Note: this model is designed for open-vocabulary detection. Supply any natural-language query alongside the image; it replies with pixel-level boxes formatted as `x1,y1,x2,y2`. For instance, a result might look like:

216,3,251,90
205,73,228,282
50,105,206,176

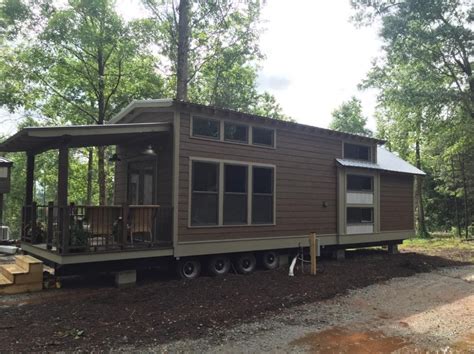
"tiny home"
0,100,424,278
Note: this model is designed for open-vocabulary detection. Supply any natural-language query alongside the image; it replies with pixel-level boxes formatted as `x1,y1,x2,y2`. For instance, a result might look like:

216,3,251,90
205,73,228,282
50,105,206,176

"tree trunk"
176,0,190,101
86,148,93,205
451,158,461,237
415,138,429,238
460,155,470,238
97,40,107,205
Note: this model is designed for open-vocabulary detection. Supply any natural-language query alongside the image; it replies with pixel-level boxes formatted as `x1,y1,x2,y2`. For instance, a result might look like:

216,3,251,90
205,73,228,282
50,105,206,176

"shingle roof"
336,146,425,176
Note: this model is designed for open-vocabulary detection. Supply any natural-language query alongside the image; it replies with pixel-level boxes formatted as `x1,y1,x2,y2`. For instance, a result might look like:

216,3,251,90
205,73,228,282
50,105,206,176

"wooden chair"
85,206,120,247
128,206,160,244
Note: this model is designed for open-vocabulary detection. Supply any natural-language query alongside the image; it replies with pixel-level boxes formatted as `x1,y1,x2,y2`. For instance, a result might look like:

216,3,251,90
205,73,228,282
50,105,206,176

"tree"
143,0,289,119
329,97,372,136
352,0,474,237
1,0,165,205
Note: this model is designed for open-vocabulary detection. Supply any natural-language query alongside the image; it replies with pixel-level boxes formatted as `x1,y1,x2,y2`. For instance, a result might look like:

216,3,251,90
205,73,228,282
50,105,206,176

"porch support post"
57,147,69,207
57,147,69,253
25,153,35,206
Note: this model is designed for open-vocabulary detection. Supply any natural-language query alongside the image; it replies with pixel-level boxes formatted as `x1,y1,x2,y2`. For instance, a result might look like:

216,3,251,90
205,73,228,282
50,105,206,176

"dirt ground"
0,243,473,352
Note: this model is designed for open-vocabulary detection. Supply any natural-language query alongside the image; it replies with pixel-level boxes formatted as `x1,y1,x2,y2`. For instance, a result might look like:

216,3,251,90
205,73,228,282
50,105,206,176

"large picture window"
344,143,371,161
190,159,275,227
223,164,248,224
252,167,274,224
191,161,219,225
192,116,220,139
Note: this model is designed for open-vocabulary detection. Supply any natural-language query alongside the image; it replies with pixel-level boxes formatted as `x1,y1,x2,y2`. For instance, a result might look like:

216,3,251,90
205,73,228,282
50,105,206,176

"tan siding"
380,173,414,231
178,111,343,243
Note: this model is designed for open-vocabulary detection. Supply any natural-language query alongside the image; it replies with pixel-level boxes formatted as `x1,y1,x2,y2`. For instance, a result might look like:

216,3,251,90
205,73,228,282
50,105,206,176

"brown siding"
380,173,414,231
178,110,345,243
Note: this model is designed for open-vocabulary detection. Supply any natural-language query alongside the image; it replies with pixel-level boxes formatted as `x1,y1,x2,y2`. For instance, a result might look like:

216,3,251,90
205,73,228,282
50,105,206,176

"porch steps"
0,255,43,295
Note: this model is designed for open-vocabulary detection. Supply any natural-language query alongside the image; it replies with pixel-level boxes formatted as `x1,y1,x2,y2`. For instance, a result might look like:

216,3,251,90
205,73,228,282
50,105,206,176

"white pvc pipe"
288,254,298,277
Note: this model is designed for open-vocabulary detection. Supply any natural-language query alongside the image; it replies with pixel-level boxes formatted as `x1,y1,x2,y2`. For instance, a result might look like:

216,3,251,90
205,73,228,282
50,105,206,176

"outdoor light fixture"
142,145,156,156
108,153,121,162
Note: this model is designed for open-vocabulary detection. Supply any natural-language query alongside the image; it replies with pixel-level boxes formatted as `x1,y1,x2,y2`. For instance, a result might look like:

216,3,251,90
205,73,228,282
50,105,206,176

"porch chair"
128,206,159,244
85,206,120,248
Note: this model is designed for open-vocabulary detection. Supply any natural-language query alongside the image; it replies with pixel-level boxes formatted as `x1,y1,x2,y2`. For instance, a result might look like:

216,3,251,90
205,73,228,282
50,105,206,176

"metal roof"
108,99,386,145
0,123,171,153
336,146,426,176
0,156,12,166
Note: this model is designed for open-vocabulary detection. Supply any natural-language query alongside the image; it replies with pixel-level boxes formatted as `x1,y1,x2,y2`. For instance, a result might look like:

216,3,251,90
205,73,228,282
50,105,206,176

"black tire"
234,253,257,275
261,250,279,270
207,255,231,276
176,258,201,279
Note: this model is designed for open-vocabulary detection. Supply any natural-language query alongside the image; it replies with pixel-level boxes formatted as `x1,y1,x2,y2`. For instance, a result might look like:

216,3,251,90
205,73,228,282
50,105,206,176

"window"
223,165,248,224
252,167,274,224
224,122,248,143
192,116,220,139
252,127,274,147
344,143,371,161
0,167,8,178
347,175,373,191
347,207,373,224
191,161,219,225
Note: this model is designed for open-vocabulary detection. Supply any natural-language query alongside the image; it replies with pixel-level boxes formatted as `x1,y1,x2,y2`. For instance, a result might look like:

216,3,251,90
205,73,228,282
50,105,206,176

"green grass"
402,237,472,250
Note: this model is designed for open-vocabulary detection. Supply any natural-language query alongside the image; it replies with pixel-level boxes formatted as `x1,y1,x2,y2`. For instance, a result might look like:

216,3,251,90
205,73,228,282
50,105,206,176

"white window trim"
190,114,276,149
188,156,276,228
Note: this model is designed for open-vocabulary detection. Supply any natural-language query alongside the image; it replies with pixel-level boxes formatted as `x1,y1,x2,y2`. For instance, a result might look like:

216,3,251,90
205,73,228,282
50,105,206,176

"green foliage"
143,0,290,119
353,0,473,237
329,97,372,136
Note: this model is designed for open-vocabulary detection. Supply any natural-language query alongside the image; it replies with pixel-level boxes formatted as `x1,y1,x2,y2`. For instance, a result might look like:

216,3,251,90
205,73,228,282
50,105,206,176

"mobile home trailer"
0,99,424,279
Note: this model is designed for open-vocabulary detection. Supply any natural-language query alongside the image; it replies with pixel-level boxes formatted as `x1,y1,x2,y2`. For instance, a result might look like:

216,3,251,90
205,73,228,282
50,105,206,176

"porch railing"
21,202,173,255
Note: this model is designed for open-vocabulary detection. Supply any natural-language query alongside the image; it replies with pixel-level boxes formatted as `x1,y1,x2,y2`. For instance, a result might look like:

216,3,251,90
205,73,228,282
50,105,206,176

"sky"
1,0,383,135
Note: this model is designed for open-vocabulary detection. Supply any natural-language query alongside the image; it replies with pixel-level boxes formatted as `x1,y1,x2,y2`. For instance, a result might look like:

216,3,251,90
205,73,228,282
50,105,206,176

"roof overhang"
336,146,426,176
107,99,174,124
0,123,171,153
108,99,386,145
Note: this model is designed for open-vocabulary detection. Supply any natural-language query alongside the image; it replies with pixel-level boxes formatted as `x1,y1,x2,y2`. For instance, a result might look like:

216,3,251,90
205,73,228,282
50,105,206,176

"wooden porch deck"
21,204,173,258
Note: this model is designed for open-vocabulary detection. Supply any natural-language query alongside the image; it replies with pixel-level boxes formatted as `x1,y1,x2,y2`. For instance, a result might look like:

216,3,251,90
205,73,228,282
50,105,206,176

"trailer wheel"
207,255,231,276
261,250,279,270
235,253,256,274
176,258,201,279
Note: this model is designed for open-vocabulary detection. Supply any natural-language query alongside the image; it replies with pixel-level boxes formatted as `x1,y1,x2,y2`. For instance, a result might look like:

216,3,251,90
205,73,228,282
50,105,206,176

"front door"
128,160,156,205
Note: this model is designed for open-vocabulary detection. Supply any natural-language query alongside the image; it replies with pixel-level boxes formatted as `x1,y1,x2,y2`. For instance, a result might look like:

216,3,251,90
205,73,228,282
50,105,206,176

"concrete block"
278,254,289,267
388,244,399,254
115,270,136,288
332,249,345,261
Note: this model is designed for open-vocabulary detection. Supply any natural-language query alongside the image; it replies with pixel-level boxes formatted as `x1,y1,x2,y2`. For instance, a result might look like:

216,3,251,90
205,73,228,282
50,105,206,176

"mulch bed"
0,248,471,351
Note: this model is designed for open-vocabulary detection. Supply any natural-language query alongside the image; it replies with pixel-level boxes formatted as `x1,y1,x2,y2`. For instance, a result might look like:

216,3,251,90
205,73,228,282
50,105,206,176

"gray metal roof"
336,146,426,176
0,156,12,166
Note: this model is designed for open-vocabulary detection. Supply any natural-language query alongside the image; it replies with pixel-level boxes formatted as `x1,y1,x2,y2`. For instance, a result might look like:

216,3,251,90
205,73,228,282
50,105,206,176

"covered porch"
0,122,174,258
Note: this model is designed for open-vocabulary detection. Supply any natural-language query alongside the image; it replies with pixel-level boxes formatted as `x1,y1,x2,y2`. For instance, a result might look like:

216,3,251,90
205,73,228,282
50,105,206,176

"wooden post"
309,232,317,275
25,153,35,206
31,201,37,243
58,147,69,253
122,204,129,249
47,201,54,249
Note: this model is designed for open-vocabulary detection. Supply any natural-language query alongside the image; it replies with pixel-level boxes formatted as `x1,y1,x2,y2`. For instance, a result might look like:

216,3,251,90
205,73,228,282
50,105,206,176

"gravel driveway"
140,265,474,353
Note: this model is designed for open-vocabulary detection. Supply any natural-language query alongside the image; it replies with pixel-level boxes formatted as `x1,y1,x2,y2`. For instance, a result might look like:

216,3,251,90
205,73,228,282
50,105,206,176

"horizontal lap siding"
178,111,341,243
380,173,414,231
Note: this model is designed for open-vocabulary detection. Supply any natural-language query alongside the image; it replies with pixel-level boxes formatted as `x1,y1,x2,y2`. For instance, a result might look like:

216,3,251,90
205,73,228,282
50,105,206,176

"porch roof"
0,123,171,153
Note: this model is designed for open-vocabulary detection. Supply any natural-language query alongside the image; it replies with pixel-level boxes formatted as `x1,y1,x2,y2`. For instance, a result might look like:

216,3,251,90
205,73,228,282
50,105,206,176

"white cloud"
257,1,382,130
